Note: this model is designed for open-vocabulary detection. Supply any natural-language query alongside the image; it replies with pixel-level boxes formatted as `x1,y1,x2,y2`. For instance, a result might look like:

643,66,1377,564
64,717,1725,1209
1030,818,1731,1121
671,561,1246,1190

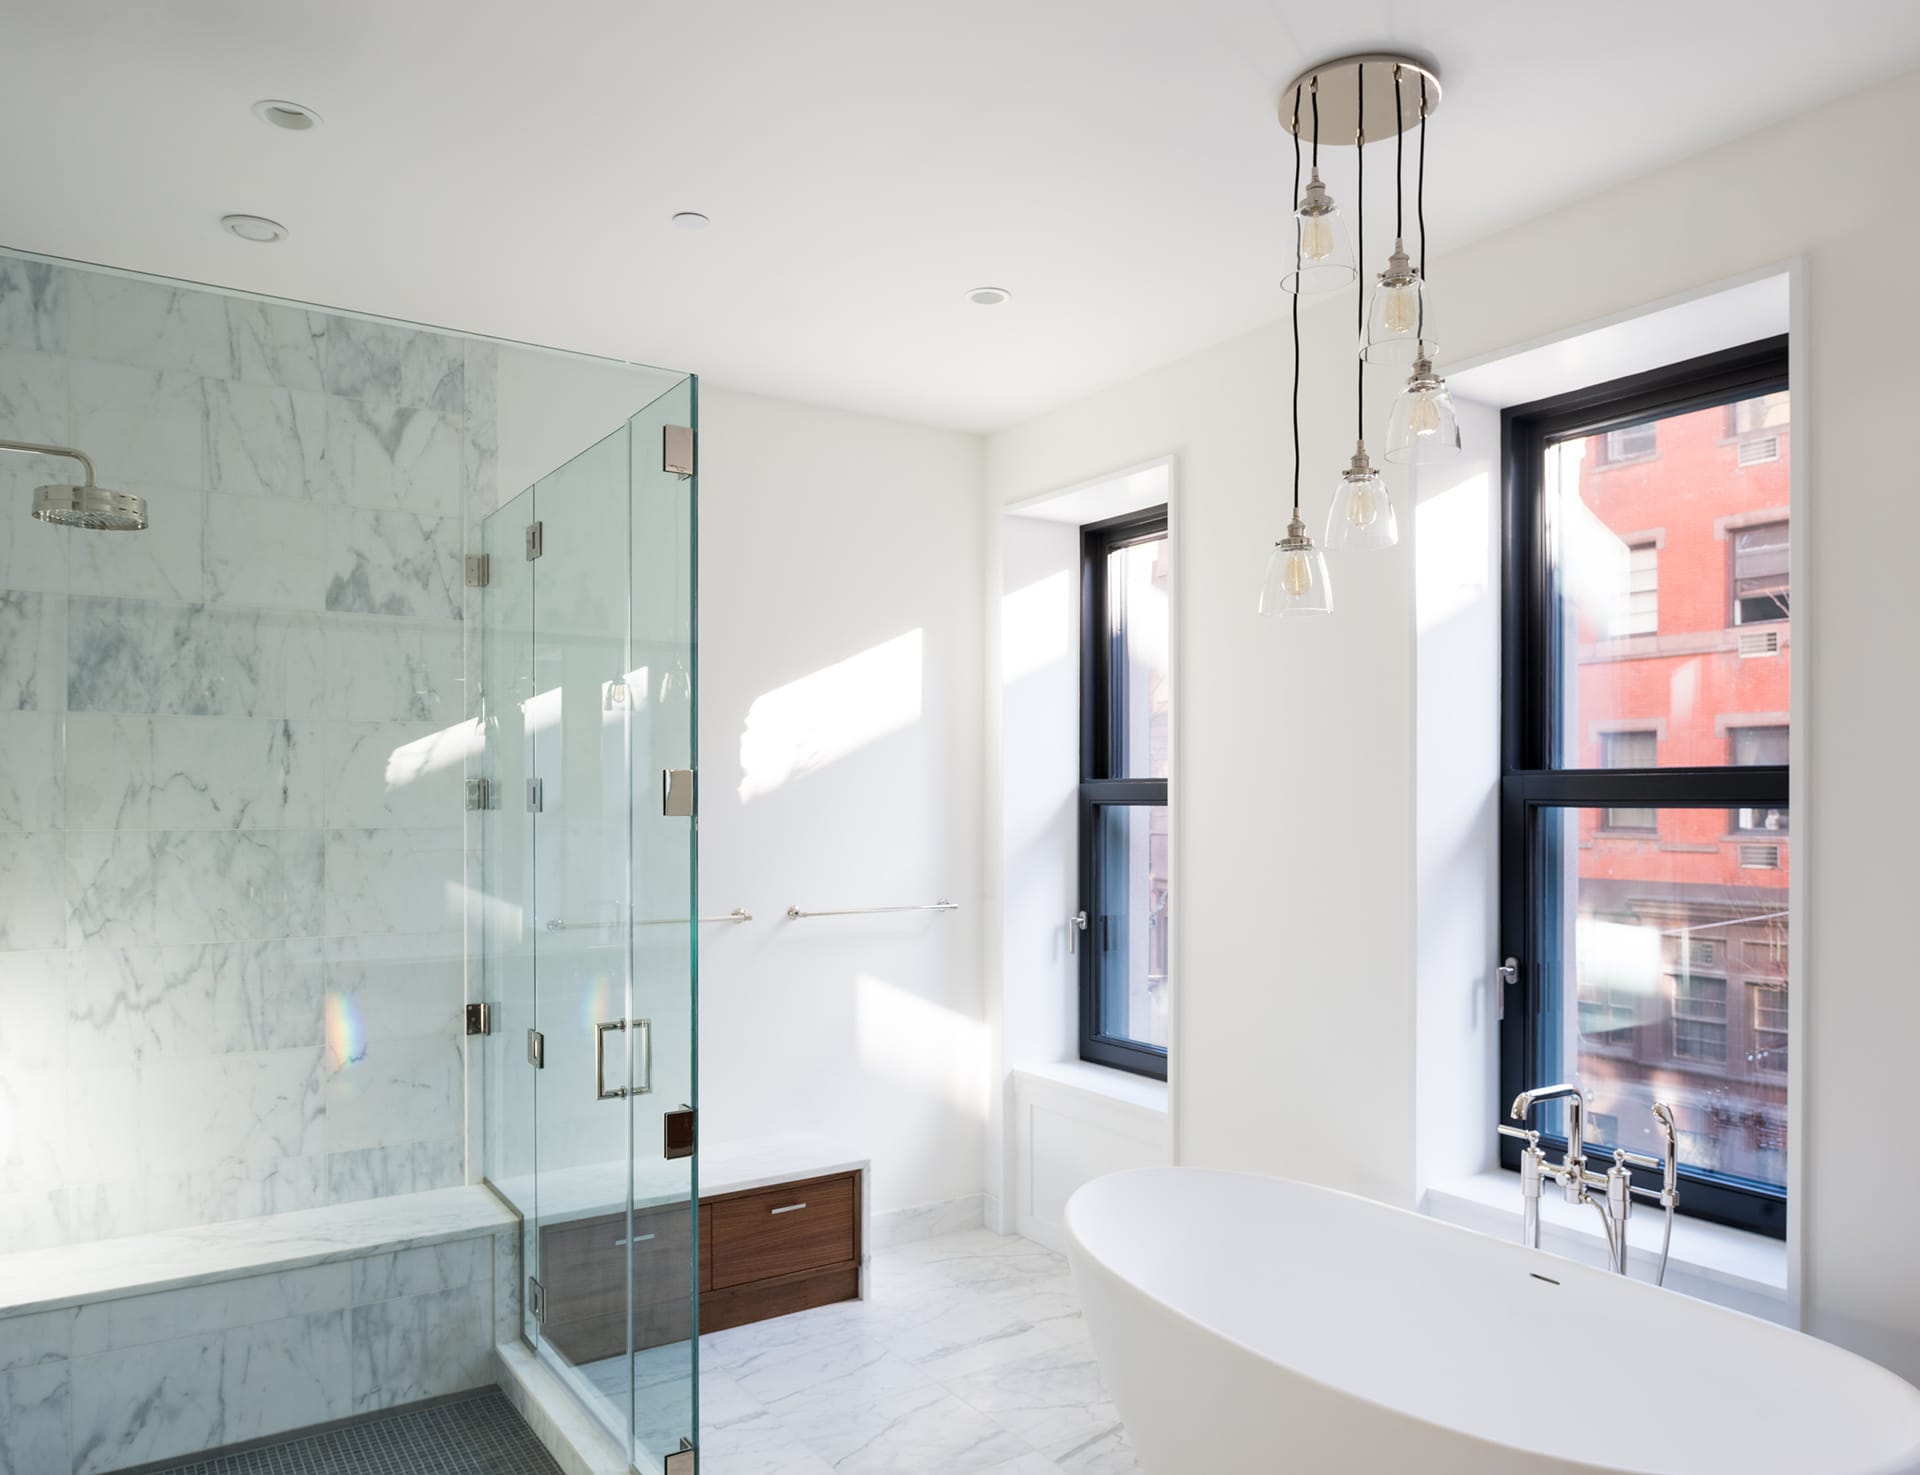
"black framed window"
1501,335,1790,1238
1079,506,1170,1079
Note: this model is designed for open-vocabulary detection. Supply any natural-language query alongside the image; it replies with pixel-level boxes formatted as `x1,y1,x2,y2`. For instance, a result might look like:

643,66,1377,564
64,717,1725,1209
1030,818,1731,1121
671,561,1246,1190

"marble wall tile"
203,494,327,611
322,318,464,413
0,832,67,950
0,1063,68,1191
141,1153,328,1235
323,827,464,937
218,1309,353,1445
323,719,470,829
348,1284,491,1412
67,488,205,604
67,829,325,947
0,255,67,351
0,346,69,443
69,273,235,380
0,949,68,1073
0,1361,70,1475
0,1307,72,1371
492,1228,522,1345
226,298,327,394
349,1236,489,1305
205,380,327,498
68,1328,225,1475
323,1033,463,1156
0,590,64,711
323,930,463,1047
63,713,152,830
139,1047,325,1175
70,1264,349,1356
68,598,299,718
0,458,74,596
68,939,325,1068
315,399,463,519
150,717,324,830
69,359,208,492
323,618,464,723
323,505,461,621
0,713,62,831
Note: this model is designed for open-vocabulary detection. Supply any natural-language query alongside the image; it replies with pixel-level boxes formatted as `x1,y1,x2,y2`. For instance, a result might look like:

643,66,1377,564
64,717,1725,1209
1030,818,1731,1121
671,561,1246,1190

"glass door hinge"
663,424,695,478
527,1276,546,1322
466,777,493,811
665,1441,696,1475
526,1028,544,1069
526,520,543,560
664,1105,696,1160
465,1002,492,1036
527,777,544,813
662,768,696,817
464,553,490,587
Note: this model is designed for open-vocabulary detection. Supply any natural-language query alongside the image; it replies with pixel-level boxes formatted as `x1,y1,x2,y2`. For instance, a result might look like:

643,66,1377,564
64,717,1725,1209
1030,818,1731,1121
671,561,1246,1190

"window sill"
1011,1059,1169,1116
1422,1170,1791,1323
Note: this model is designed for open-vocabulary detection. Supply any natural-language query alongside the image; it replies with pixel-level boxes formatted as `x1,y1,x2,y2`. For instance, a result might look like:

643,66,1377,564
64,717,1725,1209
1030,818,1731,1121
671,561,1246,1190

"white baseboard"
870,1193,986,1249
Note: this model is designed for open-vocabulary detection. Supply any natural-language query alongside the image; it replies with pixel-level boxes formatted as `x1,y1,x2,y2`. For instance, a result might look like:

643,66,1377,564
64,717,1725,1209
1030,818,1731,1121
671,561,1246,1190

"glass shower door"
482,376,698,1475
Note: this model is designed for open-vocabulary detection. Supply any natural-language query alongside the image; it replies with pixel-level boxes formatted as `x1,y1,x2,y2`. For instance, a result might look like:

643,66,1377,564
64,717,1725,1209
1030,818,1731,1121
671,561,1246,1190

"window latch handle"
1068,910,1089,954
1496,957,1520,987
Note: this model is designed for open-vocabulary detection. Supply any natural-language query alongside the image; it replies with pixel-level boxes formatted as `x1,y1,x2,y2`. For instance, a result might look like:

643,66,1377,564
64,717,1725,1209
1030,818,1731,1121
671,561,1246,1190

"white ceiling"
3,0,1917,431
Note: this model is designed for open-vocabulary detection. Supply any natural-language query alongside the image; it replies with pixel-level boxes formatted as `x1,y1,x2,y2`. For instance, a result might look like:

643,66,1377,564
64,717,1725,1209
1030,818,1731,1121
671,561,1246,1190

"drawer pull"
769,1203,807,1215
612,1233,657,1247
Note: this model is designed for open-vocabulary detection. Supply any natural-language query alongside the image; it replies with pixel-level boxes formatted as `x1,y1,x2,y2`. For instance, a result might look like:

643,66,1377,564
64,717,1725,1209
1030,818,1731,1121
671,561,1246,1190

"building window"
1598,730,1657,830
1731,520,1789,625
1599,420,1658,464
1608,541,1658,637
1751,984,1788,1073
1079,507,1170,1080
1501,335,1791,1238
1672,975,1728,1061
1729,726,1789,834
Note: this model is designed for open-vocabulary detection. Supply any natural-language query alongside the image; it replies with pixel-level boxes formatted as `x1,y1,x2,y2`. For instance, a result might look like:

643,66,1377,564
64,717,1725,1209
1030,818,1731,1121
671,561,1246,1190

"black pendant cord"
1355,63,1365,446
1394,66,1404,242
1292,84,1304,518
1418,76,1428,281
1311,77,1320,170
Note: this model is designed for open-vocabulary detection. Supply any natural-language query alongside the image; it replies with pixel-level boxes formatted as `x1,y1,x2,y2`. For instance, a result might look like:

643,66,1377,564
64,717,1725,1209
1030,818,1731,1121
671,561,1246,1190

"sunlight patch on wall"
385,719,485,792
1415,471,1491,632
854,972,988,1120
738,629,923,802
1002,571,1071,683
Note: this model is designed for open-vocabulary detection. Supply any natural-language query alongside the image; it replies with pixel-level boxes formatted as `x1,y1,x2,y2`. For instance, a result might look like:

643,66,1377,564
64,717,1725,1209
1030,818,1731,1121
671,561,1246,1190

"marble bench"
0,1186,520,1475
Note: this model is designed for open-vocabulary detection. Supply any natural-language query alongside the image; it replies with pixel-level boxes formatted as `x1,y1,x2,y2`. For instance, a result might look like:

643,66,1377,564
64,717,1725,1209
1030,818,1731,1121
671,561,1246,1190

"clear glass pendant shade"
1258,515,1334,616
1384,352,1462,465
1360,240,1428,364
1282,169,1356,296
1323,445,1398,550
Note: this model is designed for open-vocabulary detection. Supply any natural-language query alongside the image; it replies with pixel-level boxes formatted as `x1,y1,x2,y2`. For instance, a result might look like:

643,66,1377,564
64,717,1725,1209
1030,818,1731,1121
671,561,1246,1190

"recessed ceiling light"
221,213,288,244
967,286,1011,306
252,98,322,131
672,212,710,230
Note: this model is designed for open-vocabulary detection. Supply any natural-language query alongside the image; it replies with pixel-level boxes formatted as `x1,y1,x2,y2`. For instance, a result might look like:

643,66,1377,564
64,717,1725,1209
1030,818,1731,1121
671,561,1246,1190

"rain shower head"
0,439,147,531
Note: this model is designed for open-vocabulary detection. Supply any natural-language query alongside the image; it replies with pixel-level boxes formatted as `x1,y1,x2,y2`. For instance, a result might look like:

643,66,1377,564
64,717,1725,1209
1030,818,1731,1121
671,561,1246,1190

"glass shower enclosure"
479,376,699,1474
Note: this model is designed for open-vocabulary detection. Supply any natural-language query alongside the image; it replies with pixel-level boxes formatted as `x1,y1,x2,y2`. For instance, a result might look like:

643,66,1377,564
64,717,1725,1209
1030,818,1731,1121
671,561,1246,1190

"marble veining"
0,257,67,351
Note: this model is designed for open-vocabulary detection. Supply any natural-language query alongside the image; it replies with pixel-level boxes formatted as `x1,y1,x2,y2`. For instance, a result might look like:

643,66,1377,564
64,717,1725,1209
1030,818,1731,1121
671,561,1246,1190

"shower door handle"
594,1018,654,1100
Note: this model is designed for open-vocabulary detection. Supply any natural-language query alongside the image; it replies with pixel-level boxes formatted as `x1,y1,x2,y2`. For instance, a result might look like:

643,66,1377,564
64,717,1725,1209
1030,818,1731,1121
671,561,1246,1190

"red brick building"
1559,391,1791,1186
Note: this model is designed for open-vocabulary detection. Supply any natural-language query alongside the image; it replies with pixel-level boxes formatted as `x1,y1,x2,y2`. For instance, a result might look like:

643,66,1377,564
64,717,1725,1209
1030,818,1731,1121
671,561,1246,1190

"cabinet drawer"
708,1174,857,1290
541,1204,694,1327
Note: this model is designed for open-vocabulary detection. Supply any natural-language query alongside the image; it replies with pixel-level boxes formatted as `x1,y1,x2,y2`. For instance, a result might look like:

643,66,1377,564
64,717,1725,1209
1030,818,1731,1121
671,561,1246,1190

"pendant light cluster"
1260,55,1462,619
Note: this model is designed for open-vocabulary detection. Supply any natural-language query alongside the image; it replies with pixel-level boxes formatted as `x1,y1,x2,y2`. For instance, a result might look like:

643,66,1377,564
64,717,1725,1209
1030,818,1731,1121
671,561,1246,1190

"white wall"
695,389,987,1218
987,67,1920,1381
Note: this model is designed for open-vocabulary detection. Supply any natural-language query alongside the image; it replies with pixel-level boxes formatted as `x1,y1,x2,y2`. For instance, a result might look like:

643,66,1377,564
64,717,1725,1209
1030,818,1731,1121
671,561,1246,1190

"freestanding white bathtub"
1066,1167,1920,1474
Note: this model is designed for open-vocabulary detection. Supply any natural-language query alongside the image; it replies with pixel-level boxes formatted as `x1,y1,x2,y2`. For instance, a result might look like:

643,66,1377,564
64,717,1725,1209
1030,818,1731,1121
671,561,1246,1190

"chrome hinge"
527,1276,546,1322
464,553,490,588
526,521,543,560
663,424,695,478
526,1028,545,1069
662,768,696,818
526,777,543,813
466,776,493,811
465,1002,492,1036
664,1441,697,1475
